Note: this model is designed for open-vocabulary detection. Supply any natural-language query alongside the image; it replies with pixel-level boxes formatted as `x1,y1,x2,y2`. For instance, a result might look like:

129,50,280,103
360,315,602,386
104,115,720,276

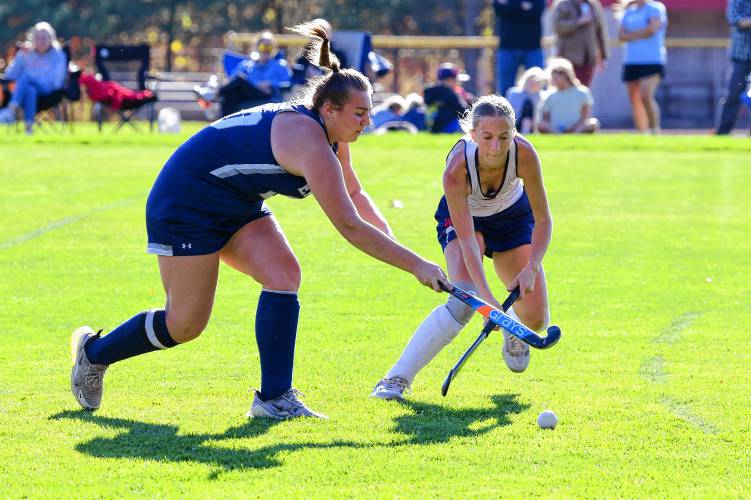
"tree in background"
1,0,493,86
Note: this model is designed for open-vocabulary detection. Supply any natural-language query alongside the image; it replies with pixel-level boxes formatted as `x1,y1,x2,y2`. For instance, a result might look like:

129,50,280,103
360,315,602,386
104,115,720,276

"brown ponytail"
287,20,371,111
287,20,340,73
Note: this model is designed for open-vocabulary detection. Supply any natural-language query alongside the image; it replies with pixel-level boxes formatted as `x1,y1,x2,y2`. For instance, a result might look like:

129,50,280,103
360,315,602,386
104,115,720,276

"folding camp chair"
93,43,157,131
3,44,82,134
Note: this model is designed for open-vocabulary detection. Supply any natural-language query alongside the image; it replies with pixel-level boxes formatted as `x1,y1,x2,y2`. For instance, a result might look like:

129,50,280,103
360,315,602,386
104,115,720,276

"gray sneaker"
370,376,411,401
70,326,109,410
247,388,328,419
502,331,530,373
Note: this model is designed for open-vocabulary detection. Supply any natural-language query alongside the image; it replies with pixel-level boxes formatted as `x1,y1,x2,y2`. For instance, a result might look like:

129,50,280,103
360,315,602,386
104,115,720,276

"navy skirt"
435,190,535,258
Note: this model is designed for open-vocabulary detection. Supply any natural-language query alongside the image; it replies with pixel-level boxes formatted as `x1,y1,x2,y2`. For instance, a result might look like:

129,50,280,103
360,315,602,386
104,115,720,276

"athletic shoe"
0,107,16,124
502,331,530,373
247,388,328,419
70,326,109,410
370,376,411,401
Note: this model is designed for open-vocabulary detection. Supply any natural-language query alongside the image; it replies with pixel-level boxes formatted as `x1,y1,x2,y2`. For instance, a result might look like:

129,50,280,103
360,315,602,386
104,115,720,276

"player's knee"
165,311,209,343
260,262,301,292
521,309,549,332
445,280,476,326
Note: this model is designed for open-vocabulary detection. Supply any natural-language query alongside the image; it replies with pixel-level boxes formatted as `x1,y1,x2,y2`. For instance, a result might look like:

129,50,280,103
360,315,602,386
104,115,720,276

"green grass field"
1,125,749,497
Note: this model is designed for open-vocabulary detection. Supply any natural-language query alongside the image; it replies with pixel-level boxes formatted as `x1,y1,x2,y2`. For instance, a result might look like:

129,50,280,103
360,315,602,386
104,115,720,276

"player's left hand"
510,264,537,299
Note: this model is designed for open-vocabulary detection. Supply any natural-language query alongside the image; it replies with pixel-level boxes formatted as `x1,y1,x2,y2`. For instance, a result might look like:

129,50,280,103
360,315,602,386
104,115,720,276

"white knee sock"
386,305,464,384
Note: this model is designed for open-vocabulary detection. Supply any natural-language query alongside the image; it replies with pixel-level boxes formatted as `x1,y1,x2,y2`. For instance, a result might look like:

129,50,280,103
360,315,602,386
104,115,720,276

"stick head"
539,326,561,349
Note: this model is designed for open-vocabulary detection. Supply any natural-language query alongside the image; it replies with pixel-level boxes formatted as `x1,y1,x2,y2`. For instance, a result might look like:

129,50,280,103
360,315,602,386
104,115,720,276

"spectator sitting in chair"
219,31,291,117
505,66,548,133
424,63,471,134
0,22,66,134
402,92,428,131
370,94,406,130
537,58,599,134
366,94,418,134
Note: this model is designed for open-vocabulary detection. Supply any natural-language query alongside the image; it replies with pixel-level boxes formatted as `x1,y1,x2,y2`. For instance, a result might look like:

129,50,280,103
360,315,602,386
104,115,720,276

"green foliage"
0,127,749,496
1,0,489,47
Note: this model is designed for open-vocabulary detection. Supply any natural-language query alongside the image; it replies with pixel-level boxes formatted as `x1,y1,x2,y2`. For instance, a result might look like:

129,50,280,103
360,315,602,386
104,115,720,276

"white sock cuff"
435,304,464,330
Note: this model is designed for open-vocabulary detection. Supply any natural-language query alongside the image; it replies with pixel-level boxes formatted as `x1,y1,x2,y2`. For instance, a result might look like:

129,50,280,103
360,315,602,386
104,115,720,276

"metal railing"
226,32,730,50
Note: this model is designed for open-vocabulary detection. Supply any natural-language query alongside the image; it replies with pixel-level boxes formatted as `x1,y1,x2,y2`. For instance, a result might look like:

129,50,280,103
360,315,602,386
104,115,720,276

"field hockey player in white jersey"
372,94,553,400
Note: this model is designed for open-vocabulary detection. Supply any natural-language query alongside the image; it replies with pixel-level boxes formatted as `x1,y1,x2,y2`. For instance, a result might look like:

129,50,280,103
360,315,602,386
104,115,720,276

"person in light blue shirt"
0,22,67,134
233,31,292,97
219,31,292,116
538,58,599,133
618,0,668,133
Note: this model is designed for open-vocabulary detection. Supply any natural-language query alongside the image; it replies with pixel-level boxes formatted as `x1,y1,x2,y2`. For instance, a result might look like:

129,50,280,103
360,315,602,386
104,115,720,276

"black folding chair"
93,44,157,131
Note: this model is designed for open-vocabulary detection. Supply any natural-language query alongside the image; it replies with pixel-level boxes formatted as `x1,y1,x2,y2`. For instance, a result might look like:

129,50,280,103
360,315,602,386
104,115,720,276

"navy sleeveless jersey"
145,102,336,256
152,102,335,207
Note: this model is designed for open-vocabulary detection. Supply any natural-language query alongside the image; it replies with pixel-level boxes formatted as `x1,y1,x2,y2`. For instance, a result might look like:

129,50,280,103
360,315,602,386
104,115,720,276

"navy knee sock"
85,309,177,365
255,290,299,401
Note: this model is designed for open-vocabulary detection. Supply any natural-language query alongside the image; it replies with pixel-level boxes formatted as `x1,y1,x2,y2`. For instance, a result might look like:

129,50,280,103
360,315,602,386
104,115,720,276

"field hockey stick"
440,282,561,350
440,285,520,397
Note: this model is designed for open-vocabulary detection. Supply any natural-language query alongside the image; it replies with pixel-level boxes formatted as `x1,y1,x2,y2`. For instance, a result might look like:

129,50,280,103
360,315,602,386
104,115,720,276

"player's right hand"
414,260,449,292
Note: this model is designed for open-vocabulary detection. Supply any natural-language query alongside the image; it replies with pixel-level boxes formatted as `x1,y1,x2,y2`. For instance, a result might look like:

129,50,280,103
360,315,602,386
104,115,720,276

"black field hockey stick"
439,282,561,396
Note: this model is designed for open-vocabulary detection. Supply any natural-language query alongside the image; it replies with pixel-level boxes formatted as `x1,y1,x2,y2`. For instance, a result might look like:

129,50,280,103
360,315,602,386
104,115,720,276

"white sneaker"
247,388,328,419
71,326,108,410
502,331,530,373
370,376,411,401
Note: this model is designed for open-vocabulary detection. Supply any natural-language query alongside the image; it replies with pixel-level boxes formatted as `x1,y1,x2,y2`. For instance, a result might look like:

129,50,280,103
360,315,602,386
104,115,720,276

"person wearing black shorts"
618,0,668,133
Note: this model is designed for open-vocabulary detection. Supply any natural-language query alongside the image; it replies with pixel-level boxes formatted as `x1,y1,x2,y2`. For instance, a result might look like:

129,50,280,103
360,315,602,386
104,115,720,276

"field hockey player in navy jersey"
71,20,448,419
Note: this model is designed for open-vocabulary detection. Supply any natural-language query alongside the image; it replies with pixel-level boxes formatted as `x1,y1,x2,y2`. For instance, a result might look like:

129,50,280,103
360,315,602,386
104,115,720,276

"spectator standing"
0,22,66,134
506,66,548,133
716,0,751,134
552,0,610,87
494,0,546,97
424,63,471,134
618,0,668,133
538,58,599,133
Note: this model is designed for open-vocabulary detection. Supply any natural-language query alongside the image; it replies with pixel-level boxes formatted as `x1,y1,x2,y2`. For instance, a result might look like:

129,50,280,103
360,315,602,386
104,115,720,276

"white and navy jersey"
156,102,336,206
455,134,523,218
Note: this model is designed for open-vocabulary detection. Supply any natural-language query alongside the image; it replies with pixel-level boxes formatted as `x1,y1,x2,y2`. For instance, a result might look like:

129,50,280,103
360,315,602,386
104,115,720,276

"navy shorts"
435,191,534,258
145,167,271,257
622,64,665,82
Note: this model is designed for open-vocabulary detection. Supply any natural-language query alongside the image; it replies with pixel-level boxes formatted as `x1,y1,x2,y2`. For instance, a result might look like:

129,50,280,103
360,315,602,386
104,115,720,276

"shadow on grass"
49,410,362,476
393,394,529,444
49,394,527,476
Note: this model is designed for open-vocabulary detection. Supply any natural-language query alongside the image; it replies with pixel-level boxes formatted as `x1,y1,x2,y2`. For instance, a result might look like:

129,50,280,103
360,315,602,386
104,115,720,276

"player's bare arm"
443,142,502,308
272,113,445,291
514,136,552,296
337,142,394,237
